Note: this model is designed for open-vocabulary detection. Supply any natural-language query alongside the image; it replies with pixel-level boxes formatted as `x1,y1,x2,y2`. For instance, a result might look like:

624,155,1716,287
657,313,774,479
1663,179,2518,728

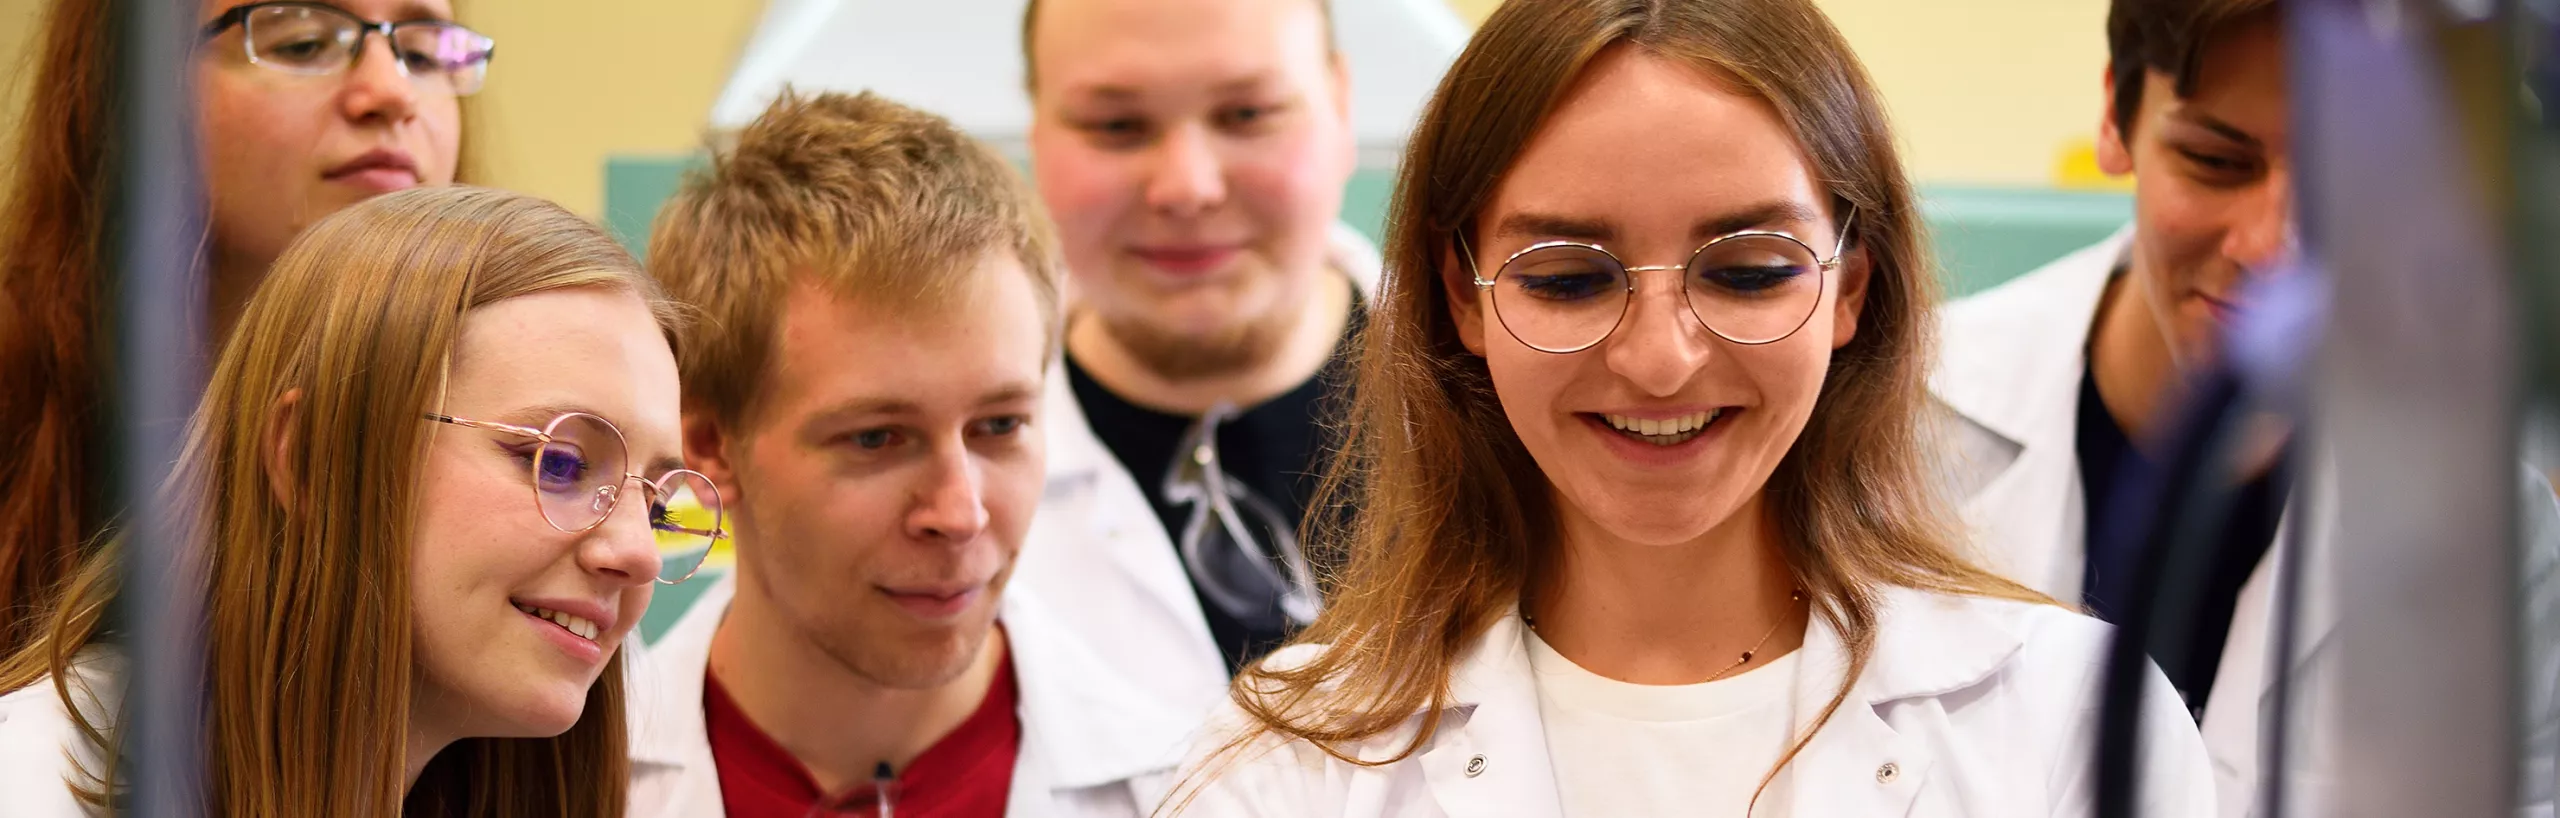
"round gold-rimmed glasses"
1459,210,1856,353
424,411,723,584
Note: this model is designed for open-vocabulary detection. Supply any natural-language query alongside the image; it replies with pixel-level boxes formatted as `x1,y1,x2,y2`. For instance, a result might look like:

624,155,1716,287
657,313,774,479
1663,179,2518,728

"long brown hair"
1185,0,2044,805
0,0,116,660
0,186,664,816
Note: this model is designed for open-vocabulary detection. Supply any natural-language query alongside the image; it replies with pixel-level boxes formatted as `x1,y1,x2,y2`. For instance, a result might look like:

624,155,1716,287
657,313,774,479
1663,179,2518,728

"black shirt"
1065,316,1359,674
2076,365,2290,715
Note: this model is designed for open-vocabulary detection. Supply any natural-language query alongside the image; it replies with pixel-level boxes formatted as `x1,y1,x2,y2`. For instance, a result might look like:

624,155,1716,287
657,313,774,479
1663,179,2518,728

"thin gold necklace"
1527,588,1808,682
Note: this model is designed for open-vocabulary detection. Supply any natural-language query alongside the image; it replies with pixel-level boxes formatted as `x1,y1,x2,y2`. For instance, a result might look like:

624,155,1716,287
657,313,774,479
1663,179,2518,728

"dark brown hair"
0,0,116,661
2107,0,2279,134
1172,0,2045,811
647,90,1063,430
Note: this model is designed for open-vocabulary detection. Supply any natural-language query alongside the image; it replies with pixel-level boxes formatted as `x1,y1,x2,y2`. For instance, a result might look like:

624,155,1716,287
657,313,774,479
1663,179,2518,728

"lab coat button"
1465,755,1487,777
1876,762,1900,784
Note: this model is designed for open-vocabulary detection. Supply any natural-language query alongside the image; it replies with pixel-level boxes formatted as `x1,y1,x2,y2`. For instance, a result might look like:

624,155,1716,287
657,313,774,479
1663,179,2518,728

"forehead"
447,288,679,441
761,262,1050,417
1485,46,1826,248
2153,15,2288,143
1032,0,1330,94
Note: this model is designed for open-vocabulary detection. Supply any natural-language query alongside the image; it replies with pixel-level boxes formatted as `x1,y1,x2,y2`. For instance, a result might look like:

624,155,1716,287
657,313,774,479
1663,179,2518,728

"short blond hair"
647,90,1064,428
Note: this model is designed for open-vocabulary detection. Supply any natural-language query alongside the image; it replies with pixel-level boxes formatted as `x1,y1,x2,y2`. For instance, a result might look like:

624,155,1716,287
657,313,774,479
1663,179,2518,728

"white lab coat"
1928,228,2560,817
1170,586,2215,817
623,575,1196,817
0,649,120,817
1005,221,1387,729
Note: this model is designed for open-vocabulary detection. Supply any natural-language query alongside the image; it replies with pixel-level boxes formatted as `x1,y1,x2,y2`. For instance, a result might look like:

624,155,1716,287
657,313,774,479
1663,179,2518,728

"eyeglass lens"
529,413,720,584
242,4,492,95
1488,233,1827,352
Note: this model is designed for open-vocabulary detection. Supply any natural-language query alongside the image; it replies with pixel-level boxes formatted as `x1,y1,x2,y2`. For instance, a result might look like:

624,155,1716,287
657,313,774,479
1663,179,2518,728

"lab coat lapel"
1931,228,2135,599
1034,370,1210,643
1004,587,1193,809
1018,369,1229,721
2201,451,2345,817
1776,588,2028,816
1419,614,1565,818
626,575,737,818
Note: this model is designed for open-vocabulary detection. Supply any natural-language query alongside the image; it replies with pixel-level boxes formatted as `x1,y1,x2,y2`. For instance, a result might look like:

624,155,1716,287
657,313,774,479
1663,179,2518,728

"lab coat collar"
1929,226,2134,451
1417,587,2027,816
1420,612,1564,815
1779,587,2030,813
1004,586,1194,792
628,572,734,772
624,573,1187,803
1432,586,2027,717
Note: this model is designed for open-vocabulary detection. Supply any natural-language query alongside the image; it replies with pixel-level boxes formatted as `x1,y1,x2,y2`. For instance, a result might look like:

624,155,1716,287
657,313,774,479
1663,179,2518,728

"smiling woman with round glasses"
0,0,493,660
0,186,709,816
1166,0,2212,815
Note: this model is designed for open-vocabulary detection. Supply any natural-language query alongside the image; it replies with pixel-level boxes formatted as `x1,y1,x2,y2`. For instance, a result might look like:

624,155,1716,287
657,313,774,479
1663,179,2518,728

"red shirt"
703,650,1020,818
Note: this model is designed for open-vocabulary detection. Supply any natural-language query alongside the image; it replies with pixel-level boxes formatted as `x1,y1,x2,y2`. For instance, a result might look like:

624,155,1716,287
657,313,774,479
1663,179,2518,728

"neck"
209,245,268,346
2088,267,2184,451
709,582,1007,793
403,705,456,795
1066,268,1353,415
1528,493,1804,685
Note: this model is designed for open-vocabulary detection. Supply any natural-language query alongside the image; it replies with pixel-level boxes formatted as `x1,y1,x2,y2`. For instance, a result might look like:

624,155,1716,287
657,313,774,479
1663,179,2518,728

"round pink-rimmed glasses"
424,411,723,584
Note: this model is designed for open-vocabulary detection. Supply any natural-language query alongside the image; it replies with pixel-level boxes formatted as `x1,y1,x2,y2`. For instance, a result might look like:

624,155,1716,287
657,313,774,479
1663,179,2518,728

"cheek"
418,95,462,184
2131,178,2228,288
197,74,321,182
411,455,551,597
982,448,1049,558
1482,346,1576,447
1032,138,1139,254
1226,129,1348,244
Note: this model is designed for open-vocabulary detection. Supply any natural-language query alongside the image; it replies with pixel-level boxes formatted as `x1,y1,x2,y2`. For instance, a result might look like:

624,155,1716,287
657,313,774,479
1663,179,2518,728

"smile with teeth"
1600,409,1723,446
515,603,600,642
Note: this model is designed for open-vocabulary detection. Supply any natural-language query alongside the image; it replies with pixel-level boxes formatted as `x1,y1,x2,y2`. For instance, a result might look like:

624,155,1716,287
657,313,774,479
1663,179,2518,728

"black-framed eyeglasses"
423,411,724,584
1459,209,1857,353
200,1,495,97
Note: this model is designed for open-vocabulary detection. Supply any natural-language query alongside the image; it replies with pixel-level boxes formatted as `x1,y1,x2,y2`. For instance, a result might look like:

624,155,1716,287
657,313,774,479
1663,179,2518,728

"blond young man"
625,91,1187,818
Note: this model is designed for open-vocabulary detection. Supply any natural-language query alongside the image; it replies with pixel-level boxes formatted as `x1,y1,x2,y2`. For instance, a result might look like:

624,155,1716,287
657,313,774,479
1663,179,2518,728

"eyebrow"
1489,200,1831,247
1072,72,1279,103
496,403,604,430
393,0,456,23
2170,110,2264,149
799,382,1045,430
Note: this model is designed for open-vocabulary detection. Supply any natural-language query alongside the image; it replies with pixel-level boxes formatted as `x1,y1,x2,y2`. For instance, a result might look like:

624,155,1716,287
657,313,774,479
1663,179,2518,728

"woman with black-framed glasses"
0,0,492,661
0,187,707,816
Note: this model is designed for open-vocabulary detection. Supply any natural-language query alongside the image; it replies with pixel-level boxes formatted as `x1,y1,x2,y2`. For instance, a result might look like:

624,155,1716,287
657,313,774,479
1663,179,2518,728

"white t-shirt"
1525,627,1802,817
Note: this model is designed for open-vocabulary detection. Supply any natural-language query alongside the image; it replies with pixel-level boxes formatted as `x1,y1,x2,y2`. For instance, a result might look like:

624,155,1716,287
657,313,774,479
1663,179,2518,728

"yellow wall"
1448,0,2111,187
0,0,2107,217
457,0,763,216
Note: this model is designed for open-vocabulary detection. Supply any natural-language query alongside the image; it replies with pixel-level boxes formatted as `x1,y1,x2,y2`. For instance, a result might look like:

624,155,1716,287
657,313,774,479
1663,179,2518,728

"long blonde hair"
1185,0,2045,805
0,186,672,816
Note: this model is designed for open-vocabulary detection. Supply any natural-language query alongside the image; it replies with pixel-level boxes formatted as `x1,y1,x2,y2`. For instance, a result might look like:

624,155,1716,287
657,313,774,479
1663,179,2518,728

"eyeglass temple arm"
422,413,546,440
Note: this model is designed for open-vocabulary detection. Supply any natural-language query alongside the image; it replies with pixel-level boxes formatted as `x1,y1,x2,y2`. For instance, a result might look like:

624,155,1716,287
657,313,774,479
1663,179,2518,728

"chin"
490,683,592,739
826,614,994,690
1569,492,1734,547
